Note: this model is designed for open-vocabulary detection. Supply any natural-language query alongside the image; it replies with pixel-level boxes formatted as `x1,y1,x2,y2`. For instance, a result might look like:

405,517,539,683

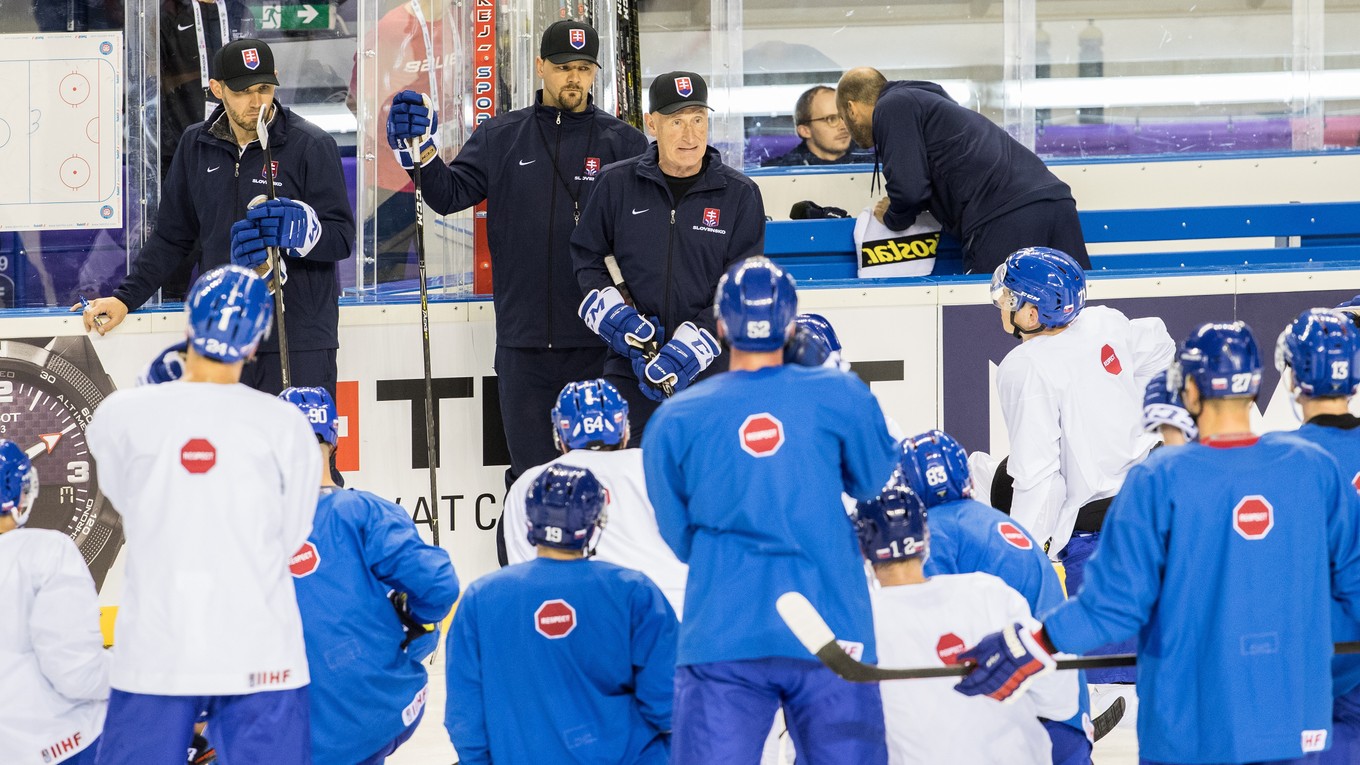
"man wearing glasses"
763,86,870,166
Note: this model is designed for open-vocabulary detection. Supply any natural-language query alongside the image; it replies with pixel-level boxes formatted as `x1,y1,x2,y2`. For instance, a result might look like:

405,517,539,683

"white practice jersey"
87,381,320,695
0,529,109,765
998,305,1173,555
873,572,1079,765
503,449,688,618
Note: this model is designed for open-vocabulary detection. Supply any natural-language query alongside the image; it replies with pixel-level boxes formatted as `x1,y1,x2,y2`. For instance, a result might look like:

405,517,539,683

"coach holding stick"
837,67,1088,274
76,39,354,397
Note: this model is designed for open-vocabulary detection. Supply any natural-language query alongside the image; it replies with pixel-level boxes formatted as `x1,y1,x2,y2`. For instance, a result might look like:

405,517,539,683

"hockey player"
501,379,688,616
854,483,1078,764
645,257,899,763
446,464,677,764
1274,308,1360,765
987,246,1174,684
1142,369,1196,446
278,386,459,764
957,321,1360,765
88,265,320,765
896,430,1092,763
0,440,109,765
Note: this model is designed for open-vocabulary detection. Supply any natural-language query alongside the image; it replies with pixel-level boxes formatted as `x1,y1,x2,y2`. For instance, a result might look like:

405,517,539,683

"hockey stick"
255,103,291,388
604,254,674,397
410,131,440,548
777,592,1360,682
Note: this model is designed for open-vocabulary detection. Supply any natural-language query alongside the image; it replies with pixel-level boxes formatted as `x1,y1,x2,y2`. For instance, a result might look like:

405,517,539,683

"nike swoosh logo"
207,166,221,173
177,22,194,31
632,208,648,215
518,159,536,166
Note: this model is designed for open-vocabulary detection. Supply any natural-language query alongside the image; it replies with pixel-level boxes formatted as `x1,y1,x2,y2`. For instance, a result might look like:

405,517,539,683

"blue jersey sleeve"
838,379,900,502
361,494,460,624
444,592,489,765
419,124,491,216
1042,463,1166,654
1328,462,1360,623
630,576,679,736
643,409,695,562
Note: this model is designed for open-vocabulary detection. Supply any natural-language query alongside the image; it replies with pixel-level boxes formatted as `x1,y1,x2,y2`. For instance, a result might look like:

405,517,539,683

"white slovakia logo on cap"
242,48,260,70
675,76,693,97
569,28,586,49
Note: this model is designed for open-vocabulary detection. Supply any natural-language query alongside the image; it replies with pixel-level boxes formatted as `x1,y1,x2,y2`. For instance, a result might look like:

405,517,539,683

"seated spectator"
763,85,871,166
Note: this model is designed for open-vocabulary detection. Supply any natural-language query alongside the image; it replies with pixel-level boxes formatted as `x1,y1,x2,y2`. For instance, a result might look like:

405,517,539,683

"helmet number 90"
307,408,328,424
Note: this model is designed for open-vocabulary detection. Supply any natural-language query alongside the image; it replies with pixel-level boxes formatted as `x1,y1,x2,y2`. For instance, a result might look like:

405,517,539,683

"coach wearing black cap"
571,71,765,437
386,20,648,500
78,38,355,399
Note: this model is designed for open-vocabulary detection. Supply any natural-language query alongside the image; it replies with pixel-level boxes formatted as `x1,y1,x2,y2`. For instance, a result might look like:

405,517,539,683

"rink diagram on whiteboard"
0,33,124,231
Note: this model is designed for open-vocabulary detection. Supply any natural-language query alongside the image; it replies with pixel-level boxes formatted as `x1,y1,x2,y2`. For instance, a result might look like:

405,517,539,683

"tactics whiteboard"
0,32,123,232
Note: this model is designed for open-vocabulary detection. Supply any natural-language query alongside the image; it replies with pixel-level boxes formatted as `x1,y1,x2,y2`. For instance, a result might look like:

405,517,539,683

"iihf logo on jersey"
242,48,260,70
569,28,587,50
675,76,693,97
703,208,720,227
584,157,600,176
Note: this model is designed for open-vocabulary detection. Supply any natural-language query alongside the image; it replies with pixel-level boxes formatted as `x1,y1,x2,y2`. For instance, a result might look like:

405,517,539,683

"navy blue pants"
1061,531,1137,683
494,345,608,485
672,657,888,765
95,687,310,765
964,197,1090,274
1320,685,1360,764
241,349,338,399
354,705,424,765
1143,758,1319,765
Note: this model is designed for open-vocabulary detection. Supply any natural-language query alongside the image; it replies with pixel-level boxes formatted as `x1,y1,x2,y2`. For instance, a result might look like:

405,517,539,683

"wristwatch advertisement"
0,336,123,589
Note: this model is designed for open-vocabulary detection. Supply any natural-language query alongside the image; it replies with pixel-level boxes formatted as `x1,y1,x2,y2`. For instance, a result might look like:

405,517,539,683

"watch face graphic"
0,337,122,589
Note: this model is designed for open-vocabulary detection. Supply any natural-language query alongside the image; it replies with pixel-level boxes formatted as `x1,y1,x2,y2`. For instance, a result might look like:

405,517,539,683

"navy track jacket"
874,81,1072,239
416,93,649,348
114,102,354,352
571,145,765,379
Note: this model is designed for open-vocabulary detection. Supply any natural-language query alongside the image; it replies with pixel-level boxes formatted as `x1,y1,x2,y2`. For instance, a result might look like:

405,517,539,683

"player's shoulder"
1259,429,1343,465
595,151,646,182
1,528,84,576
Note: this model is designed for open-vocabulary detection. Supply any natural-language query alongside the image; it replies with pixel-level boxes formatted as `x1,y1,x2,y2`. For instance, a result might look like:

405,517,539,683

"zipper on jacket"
663,208,676,337
545,111,565,347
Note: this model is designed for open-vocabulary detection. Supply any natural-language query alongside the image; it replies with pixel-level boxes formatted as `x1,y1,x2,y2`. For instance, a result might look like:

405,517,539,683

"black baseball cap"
648,71,711,115
540,20,599,66
212,38,279,91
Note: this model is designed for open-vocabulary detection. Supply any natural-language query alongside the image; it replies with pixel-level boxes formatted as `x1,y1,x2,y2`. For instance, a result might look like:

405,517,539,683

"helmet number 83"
925,465,949,486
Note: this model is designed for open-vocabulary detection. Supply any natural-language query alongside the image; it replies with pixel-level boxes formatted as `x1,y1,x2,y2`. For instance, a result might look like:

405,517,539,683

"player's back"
445,558,676,765
503,449,688,617
872,572,1075,765
293,487,458,764
923,496,1063,615
643,365,898,666
86,381,320,695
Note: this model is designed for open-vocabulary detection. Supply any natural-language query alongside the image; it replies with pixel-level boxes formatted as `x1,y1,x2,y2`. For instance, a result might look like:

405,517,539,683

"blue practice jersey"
644,365,899,666
1043,435,1360,763
293,487,459,765
1295,415,1360,699
445,558,677,765
924,497,1064,616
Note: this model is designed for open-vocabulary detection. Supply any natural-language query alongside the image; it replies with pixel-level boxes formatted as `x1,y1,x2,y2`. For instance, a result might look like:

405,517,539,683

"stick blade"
776,592,836,655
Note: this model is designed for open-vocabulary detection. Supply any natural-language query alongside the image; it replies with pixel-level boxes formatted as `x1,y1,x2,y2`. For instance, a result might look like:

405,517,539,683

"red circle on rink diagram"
180,438,217,474
60,72,91,106
936,633,966,665
739,413,785,458
1233,495,1274,540
997,522,1034,550
289,541,321,577
86,117,100,144
60,156,91,190
535,599,577,639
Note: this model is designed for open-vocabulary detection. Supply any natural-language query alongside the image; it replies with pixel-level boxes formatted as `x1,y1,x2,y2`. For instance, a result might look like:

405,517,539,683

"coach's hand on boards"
953,621,1056,702
70,296,129,335
579,286,659,358
387,90,440,170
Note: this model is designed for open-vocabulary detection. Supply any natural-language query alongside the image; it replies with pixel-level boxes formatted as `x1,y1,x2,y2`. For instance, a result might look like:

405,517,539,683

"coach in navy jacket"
837,68,1088,274
81,40,354,396
572,72,765,436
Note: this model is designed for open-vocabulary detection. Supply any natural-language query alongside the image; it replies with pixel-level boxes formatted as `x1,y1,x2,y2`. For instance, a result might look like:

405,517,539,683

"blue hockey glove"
954,622,1056,702
229,219,269,269
246,198,321,257
139,341,188,386
631,355,666,402
579,286,659,359
387,90,439,170
642,322,720,394
1143,370,1198,441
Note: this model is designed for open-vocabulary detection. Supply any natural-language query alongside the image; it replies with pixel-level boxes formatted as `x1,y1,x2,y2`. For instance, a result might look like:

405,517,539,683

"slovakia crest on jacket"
584,157,600,176
703,207,720,227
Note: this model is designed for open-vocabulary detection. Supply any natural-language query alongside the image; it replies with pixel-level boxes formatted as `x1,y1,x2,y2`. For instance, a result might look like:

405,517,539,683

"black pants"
964,197,1091,274
605,372,664,448
240,349,338,398
494,345,608,488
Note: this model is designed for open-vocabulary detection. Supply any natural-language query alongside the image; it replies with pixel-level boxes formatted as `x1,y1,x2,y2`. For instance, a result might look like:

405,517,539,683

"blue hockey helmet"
1275,308,1360,398
551,379,630,451
185,265,274,363
1142,369,1198,440
1170,321,1261,400
0,439,38,528
990,247,1086,330
139,341,188,386
853,483,929,564
1336,295,1360,331
897,430,973,507
714,257,798,352
279,386,340,447
525,464,608,555
784,313,845,368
